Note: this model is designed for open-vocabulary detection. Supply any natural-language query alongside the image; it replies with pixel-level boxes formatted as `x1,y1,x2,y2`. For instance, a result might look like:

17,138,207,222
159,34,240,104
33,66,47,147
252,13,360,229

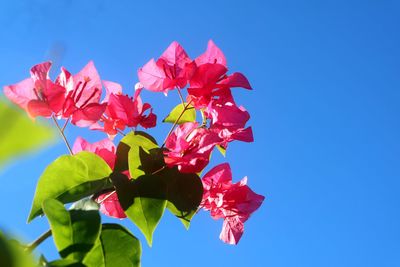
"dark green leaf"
28,151,112,222
163,103,196,124
0,231,35,267
83,224,141,267
162,167,203,229
115,132,158,178
112,165,203,243
42,199,101,261
111,172,167,246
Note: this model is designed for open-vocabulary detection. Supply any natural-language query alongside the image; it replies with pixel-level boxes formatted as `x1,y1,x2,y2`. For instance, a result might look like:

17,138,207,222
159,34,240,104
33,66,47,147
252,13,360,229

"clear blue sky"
1,1,400,266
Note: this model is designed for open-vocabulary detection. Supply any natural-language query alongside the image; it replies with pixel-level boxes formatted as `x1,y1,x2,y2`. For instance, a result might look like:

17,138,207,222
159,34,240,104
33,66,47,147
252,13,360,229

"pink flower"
72,137,126,219
205,92,253,147
187,63,252,109
201,163,264,245
138,41,194,94
72,137,116,169
3,61,66,118
98,83,156,136
195,40,227,67
164,122,222,173
61,61,107,127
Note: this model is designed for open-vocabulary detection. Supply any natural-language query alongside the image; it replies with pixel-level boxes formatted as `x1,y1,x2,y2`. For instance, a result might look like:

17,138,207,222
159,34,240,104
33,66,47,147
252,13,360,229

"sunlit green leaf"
163,103,196,124
42,199,101,261
28,152,112,222
0,100,54,167
83,224,141,267
46,259,86,267
216,145,227,157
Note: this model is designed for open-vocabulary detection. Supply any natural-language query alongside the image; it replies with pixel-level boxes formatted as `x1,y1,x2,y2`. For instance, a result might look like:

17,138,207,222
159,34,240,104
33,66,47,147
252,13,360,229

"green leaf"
83,224,141,267
42,199,101,261
28,151,113,222
46,259,86,267
162,167,203,229
112,165,203,244
0,100,54,167
216,145,227,157
111,172,167,246
163,103,196,124
115,131,159,178
0,231,36,267
70,198,100,211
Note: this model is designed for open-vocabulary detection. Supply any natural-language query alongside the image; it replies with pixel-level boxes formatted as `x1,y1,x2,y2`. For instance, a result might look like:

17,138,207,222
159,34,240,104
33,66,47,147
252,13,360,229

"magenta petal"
160,41,191,68
220,216,244,245
103,80,122,102
195,40,227,67
73,61,102,93
3,78,36,111
30,61,51,90
219,72,252,89
96,191,127,219
27,100,52,118
229,127,254,143
71,103,107,127
138,59,166,92
72,137,116,169
202,163,232,188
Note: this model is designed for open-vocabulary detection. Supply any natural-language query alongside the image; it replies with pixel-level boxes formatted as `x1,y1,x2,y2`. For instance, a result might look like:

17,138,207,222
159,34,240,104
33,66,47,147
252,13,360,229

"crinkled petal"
195,40,227,67
219,72,252,89
220,216,244,245
103,80,122,102
71,102,106,127
138,59,166,92
96,191,127,219
3,78,36,110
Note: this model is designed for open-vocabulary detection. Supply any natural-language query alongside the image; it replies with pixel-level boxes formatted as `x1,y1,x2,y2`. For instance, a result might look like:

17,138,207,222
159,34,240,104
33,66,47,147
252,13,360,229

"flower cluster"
3,40,263,245
4,61,156,137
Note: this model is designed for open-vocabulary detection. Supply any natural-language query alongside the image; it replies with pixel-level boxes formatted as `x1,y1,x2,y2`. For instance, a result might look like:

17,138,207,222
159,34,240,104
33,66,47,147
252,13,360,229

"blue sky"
1,0,400,266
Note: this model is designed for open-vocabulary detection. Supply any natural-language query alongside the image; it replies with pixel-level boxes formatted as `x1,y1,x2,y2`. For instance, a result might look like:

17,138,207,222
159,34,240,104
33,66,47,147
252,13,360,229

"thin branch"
162,100,193,147
177,88,185,107
61,117,70,133
52,115,73,155
117,129,126,136
97,190,116,204
24,229,52,253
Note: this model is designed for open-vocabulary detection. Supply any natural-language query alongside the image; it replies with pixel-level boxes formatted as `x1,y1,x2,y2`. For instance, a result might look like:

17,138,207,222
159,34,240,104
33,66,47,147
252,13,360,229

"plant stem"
52,115,73,155
162,100,193,147
61,117,70,133
25,229,52,253
177,88,185,107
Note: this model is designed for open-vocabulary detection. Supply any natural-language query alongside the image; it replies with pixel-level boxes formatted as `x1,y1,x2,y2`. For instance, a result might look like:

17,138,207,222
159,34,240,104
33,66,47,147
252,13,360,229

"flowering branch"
162,100,193,147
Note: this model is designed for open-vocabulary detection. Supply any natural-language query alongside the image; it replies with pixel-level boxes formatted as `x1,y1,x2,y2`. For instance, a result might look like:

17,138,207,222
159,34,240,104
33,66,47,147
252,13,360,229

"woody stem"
162,100,193,147
25,229,52,253
52,115,73,155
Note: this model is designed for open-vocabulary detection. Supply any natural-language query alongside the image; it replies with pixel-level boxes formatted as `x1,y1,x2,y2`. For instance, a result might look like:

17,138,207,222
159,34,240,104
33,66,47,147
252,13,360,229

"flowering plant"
2,40,264,266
